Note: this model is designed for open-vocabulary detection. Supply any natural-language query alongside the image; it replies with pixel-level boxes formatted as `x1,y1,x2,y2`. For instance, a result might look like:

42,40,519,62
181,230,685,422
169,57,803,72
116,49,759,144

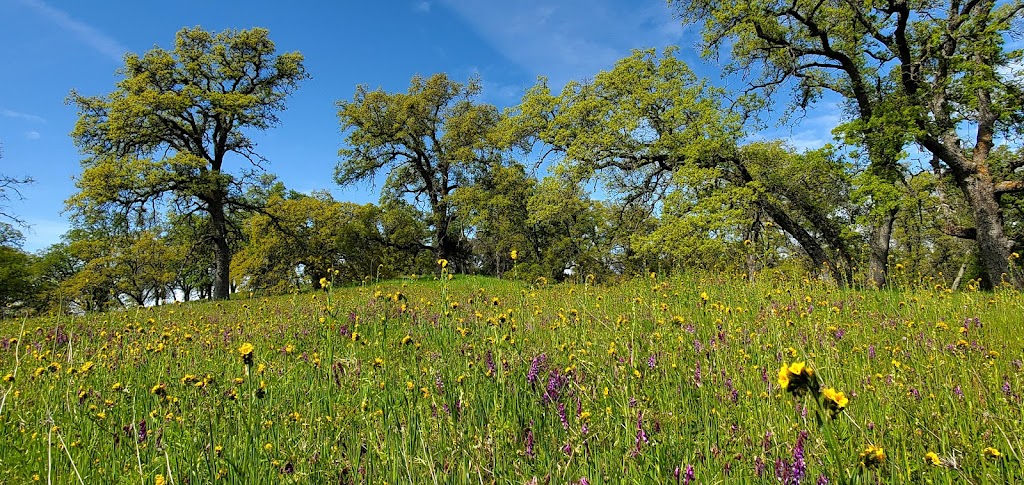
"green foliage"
451,162,535,276
233,193,430,293
67,26,308,299
524,177,619,281
671,0,1024,287
508,48,742,207
336,73,504,269
641,164,757,270
0,246,33,310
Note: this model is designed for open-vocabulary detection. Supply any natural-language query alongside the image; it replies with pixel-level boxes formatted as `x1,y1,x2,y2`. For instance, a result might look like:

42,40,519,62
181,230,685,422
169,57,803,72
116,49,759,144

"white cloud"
440,0,687,89
25,131,41,140
414,1,431,12
1,109,46,123
18,0,128,63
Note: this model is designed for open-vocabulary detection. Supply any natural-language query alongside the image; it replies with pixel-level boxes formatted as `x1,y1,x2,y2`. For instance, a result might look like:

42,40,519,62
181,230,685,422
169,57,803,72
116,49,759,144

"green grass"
0,271,1021,483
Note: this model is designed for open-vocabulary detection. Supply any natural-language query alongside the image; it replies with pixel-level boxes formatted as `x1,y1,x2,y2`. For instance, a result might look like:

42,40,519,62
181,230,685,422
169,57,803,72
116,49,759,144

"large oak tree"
672,0,1024,288
336,73,504,272
68,27,307,300
508,49,858,285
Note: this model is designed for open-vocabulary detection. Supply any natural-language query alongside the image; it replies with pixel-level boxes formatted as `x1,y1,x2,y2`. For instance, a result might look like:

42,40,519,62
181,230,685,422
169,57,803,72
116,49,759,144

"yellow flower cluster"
860,445,885,467
777,361,818,396
821,387,848,418
238,342,255,366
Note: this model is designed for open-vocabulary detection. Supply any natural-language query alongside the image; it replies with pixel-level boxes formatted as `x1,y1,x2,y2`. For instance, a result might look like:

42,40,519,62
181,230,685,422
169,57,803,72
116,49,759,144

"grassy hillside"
1,272,1021,483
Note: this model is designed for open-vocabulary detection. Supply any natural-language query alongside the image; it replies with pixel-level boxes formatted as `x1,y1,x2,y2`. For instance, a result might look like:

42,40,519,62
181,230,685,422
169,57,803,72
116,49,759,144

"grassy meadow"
1,269,1022,484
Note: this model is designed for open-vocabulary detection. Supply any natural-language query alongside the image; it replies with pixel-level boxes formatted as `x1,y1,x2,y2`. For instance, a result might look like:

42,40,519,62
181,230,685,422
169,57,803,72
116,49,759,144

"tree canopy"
671,0,1024,287
336,73,505,271
67,26,308,300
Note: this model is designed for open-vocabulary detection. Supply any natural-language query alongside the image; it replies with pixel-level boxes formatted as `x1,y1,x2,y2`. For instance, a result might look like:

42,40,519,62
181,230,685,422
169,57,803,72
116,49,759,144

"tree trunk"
434,204,462,273
958,172,1014,288
866,208,896,288
737,162,847,287
758,200,847,288
210,198,232,300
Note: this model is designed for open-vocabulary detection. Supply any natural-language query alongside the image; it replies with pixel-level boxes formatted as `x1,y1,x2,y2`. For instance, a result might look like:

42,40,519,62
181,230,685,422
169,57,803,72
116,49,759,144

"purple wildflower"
790,431,807,485
636,425,648,446
683,464,695,485
527,354,546,385
543,370,569,404
558,402,569,430
775,458,789,483
633,411,649,456
648,354,657,369
754,455,765,477
524,428,535,459
817,473,829,485
868,345,875,359
485,350,496,375
562,442,573,456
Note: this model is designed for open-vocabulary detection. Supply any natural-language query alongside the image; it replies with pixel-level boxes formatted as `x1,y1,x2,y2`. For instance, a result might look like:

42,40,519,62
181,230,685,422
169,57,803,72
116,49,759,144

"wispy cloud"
17,0,128,63
2,109,46,123
440,0,686,89
25,131,41,140
414,1,431,13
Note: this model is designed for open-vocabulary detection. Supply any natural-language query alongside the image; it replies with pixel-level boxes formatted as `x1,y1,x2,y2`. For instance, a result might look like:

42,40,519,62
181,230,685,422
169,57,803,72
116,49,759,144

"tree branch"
943,224,977,240
995,180,1024,197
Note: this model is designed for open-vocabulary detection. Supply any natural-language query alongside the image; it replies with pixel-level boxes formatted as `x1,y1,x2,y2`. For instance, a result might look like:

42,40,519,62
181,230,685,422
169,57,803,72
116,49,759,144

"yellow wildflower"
238,342,255,365
859,445,885,467
983,447,1002,459
821,387,848,417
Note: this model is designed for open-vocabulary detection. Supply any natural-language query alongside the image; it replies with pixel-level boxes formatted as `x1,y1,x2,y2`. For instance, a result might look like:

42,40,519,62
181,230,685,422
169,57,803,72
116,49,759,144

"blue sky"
0,0,838,252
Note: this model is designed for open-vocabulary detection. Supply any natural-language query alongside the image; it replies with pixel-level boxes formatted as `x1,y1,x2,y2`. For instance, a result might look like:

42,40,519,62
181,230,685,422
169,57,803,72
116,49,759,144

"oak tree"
672,0,1024,287
336,73,503,272
67,27,307,300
